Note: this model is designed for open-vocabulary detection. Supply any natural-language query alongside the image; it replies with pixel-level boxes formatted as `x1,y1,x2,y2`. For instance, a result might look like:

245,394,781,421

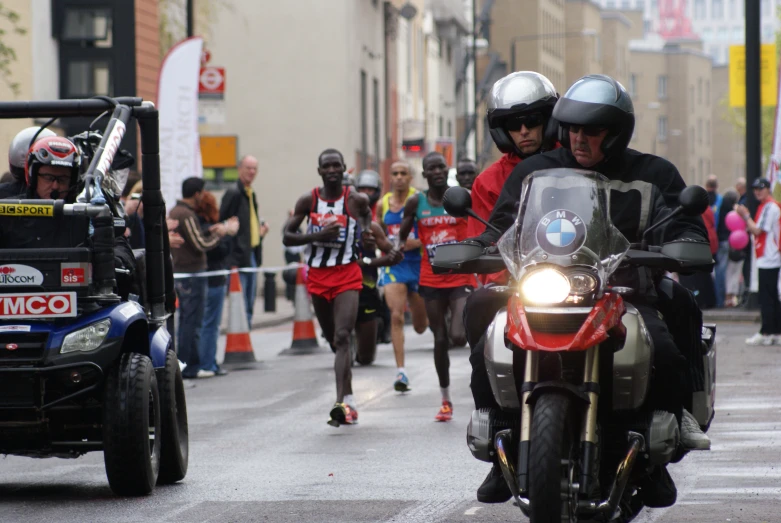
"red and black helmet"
25,136,81,189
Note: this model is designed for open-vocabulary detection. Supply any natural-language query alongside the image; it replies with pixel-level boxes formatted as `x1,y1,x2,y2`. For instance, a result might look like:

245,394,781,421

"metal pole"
472,0,478,157
187,0,194,37
745,0,761,310
745,0,761,213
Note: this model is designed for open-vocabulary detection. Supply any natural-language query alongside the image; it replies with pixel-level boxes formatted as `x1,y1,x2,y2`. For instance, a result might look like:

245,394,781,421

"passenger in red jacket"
463,71,560,503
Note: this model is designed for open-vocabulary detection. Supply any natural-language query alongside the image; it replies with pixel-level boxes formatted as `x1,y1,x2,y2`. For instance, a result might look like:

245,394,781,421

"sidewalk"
702,307,759,323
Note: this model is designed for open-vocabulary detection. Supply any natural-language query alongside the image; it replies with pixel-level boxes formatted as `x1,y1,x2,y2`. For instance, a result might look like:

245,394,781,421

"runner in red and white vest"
283,148,401,427
737,177,781,345
398,151,476,423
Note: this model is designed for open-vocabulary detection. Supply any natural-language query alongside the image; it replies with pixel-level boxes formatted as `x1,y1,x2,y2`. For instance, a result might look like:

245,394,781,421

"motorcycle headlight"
520,269,570,305
60,319,111,354
569,273,598,295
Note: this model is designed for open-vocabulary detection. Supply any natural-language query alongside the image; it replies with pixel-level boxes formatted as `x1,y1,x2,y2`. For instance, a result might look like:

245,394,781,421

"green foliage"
0,3,27,96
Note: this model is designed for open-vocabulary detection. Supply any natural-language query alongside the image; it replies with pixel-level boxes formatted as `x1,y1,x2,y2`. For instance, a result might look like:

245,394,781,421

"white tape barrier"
172,263,304,280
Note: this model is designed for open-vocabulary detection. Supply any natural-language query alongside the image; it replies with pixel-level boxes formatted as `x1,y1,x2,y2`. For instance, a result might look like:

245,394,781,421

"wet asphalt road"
0,321,779,522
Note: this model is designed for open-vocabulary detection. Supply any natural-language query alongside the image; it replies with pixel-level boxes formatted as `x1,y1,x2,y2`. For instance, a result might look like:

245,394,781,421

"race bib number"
310,213,348,243
386,224,416,242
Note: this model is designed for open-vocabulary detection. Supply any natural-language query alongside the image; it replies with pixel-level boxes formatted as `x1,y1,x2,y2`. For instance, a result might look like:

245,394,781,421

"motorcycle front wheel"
528,393,579,523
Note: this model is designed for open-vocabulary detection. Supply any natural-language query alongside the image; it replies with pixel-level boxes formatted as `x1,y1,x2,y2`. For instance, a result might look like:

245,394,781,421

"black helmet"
487,71,559,157
552,74,635,160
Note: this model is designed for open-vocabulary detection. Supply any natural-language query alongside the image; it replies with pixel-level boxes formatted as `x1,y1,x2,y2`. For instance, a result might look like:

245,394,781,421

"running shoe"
393,372,410,392
435,400,453,422
345,404,358,424
328,403,357,427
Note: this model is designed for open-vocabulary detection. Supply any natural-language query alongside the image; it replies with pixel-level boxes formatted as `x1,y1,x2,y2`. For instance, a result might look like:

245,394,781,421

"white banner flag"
157,37,204,212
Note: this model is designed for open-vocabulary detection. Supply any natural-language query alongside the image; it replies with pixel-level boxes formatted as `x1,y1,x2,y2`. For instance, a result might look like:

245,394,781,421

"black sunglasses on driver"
503,113,545,132
565,124,608,137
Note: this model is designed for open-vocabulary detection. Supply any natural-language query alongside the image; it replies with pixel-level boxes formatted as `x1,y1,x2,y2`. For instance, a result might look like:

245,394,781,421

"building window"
61,6,112,43
763,25,774,42
438,116,443,137
622,0,630,8
733,26,743,40
658,116,668,140
712,0,723,19
658,75,668,99
699,158,703,181
637,0,645,8
66,60,112,97
606,0,615,8
447,43,452,65
694,0,706,19
629,73,637,97
698,119,703,145
690,126,695,153
698,78,703,103
447,120,452,137
360,70,367,169
706,80,710,105
762,0,771,17
690,85,694,112
406,24,412,91
717,27,727,41
728,0,736,17
706,120,710,145
373,77,380,169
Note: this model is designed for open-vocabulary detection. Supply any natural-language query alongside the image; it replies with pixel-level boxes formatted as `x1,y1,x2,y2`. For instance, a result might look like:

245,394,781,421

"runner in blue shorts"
377,161,429,392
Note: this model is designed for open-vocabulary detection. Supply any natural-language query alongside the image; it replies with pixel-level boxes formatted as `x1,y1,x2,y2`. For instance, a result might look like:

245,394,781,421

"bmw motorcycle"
433,169,716,522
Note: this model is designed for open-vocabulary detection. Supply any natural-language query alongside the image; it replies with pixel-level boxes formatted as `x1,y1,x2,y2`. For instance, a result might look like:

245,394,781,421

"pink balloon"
729,229,750,250
725,211,746,232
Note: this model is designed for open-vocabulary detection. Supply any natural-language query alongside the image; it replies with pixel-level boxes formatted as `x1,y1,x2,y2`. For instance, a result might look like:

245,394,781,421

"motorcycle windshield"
497,169,629,284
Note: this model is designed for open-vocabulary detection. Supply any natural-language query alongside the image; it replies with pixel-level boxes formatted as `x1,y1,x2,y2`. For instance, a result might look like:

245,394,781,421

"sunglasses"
566,124,607,137
38,174,71,185
503,113,545,132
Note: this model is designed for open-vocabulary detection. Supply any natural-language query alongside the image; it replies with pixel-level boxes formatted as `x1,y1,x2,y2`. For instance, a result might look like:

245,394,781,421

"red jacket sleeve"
703,207,718,254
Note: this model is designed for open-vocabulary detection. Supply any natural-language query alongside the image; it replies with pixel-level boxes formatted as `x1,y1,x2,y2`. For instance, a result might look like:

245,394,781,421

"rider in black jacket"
467,74,711,508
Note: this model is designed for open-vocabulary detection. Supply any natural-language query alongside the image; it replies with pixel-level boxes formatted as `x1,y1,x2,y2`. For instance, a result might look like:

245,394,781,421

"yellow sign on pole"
729,44,778,107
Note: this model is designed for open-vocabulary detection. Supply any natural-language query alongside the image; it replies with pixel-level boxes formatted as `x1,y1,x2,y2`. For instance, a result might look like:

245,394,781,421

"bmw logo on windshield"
536,209,587,256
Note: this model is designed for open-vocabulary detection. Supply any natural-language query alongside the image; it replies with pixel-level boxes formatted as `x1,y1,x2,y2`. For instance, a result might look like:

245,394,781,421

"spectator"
282,209,305,302
170,177,236,378
220,155,270,327
736,177,747,205
196,190,238,377
706,174,722,224
124,180,184,250
714,189,739,307
736,177,751,300
736,178,781,345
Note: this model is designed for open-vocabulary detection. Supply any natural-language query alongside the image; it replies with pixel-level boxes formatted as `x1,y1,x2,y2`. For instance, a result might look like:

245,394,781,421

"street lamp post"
509,29,597,72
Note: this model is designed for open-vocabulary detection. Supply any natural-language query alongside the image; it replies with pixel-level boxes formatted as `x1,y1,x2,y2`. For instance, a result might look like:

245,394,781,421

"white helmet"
9,126,56,174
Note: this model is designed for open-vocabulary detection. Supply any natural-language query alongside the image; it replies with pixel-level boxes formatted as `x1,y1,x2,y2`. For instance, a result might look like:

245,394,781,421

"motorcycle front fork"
515,345,601,496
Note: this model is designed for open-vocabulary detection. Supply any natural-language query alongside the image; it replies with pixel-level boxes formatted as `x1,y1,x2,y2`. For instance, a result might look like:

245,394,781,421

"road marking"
464,506,481,515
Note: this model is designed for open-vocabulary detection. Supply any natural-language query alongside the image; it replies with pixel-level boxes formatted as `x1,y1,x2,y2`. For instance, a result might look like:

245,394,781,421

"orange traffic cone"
223,268,256,364
280,266,319,355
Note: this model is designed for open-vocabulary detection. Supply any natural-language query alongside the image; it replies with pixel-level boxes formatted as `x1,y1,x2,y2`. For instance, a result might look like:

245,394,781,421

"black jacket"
716,192,738,243
219,180,262,268
198,215,233,287
476,147,708,296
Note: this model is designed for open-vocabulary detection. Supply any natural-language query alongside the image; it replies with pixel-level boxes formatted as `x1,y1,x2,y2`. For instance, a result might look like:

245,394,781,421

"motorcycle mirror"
678,185,709,217
443,186,504,235
442,186,472,217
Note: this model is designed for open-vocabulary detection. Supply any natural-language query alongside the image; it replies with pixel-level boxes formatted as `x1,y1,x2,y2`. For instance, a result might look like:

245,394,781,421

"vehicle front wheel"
528,393,579,523
103,352,161,496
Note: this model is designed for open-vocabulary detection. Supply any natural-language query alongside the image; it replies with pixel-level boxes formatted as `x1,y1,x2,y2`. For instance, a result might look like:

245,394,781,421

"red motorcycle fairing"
506,292,626,352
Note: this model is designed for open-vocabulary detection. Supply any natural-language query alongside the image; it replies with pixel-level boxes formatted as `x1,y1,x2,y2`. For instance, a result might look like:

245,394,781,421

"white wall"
205,0,385,267
31,0,58,101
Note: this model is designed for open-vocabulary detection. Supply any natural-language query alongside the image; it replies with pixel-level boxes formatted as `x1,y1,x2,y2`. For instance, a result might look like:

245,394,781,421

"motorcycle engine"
467,408,520,463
